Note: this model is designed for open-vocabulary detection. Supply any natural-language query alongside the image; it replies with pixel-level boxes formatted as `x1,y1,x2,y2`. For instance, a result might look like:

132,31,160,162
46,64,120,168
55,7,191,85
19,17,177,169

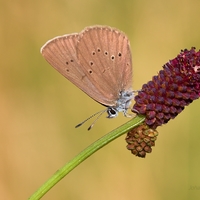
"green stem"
29,115,145,200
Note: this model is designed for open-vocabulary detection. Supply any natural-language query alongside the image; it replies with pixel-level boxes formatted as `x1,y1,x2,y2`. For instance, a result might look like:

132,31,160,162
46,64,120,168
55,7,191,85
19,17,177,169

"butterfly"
41,26,134,129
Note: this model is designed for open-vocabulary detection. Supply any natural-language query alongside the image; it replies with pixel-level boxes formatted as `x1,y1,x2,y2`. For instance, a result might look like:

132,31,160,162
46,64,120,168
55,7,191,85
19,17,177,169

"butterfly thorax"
107,90,134,118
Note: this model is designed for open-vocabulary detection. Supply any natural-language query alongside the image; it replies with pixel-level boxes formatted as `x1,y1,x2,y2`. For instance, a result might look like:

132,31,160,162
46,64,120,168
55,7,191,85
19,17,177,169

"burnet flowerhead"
126,47,200,158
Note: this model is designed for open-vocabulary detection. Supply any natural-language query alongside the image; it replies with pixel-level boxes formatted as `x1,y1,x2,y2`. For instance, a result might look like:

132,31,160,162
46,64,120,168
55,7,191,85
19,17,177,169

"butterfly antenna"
87,110,107,130
75,109,107,129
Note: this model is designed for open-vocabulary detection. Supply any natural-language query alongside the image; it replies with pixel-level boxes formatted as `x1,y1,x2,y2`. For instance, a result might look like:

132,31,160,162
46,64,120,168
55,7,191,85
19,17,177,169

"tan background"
1,0,200,199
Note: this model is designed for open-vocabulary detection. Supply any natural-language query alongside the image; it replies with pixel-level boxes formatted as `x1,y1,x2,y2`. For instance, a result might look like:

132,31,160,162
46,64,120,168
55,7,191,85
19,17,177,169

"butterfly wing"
77,26,133,106
41,26,132,107
41,33,97,93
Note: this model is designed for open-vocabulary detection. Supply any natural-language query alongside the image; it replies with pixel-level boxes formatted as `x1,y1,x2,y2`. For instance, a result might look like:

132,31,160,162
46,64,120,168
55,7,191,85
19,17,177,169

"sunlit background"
1,0,200,199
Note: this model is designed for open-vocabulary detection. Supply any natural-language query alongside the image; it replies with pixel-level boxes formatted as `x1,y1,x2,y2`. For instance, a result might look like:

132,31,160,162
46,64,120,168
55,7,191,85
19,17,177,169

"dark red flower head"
133,47,200,129
126,48,200,158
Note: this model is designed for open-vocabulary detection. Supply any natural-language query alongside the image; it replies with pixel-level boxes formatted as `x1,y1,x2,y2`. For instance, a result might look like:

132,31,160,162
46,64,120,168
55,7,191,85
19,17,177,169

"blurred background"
1,0,200,199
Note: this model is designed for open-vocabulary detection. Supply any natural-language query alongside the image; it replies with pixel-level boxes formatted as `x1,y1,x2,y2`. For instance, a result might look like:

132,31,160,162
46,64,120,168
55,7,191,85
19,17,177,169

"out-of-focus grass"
1,0,200,199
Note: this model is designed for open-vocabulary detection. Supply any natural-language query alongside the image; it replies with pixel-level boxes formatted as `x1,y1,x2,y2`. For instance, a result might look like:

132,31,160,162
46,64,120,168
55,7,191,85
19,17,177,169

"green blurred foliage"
0,0,200,199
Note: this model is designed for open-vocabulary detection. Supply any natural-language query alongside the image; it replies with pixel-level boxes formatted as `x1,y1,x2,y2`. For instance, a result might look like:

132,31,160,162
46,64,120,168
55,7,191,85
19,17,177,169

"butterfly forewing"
77,26,132,106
